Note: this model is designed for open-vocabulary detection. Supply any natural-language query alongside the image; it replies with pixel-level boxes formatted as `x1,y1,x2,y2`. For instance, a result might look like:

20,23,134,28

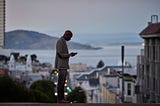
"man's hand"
70,52,77,57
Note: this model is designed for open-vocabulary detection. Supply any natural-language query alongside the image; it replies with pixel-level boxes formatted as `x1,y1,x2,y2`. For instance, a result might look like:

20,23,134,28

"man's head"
63,30,73,41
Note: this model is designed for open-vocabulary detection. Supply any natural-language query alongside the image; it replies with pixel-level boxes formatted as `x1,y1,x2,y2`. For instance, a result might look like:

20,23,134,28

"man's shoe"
57,100,70,103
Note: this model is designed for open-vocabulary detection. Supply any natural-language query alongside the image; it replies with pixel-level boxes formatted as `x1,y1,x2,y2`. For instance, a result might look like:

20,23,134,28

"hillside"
5,30,101,50
74,33,143,46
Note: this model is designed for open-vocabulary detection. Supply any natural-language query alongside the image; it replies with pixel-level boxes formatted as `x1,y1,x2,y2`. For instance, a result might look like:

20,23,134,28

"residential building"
0,0,12,70
99,68,136,103
123,74,136,103
0,54,8,77
0,0,5,48
137,15,160,103
70,63,93,72
70,64,137,103
8,53,52,88
69,63,94,89
77,77,100,103
99,73,120,103
136,49,145,103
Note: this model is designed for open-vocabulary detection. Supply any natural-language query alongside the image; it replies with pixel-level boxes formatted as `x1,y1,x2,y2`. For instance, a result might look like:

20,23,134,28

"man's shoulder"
58,37,64,41
58,37,65,42
57,37,65,45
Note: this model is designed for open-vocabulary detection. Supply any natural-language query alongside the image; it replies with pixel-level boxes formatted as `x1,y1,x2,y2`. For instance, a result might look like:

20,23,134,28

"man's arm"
56,40,70,59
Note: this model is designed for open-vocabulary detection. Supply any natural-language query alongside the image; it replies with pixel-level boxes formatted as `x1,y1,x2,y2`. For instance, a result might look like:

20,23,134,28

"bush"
97,60,104,68
28,89,52,103
0,77,28,102
30,80,57,102
67,87,86,103
0,77,55,102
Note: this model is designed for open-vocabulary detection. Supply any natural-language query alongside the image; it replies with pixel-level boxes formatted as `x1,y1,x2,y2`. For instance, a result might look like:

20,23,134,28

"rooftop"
139,23,160,37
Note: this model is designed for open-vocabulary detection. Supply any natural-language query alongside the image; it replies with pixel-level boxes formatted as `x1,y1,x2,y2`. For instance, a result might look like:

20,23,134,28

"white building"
8,54,51,88
99,68,137,103
69,67,102,103
70,63,92,71
69,64,137,103
9,55,32,72
69,63,95,89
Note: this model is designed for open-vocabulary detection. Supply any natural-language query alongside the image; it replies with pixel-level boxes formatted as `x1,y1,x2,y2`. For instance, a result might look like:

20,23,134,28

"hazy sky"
6,0,160,36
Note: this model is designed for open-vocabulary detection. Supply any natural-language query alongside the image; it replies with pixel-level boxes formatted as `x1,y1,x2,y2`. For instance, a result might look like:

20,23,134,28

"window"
127,83,131,96
158,46,160,60
153,46,155,60
147,75,149,88
153,78,155,91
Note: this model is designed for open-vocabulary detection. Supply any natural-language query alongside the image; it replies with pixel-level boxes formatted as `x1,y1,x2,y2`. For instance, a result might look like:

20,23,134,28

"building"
136,49,145,103
74,67,101,103
0,0,11,57
0,54,8,77
77,77,100,103
99,68,136,103
70,64,137,103
99,73,120,103
70,63,93,72
0,0,5,48
69,63,94,89
8,53,52,88
137,15,160,103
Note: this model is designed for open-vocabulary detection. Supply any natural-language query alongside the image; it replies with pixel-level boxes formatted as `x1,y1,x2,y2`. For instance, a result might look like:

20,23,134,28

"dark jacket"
55,37,70,69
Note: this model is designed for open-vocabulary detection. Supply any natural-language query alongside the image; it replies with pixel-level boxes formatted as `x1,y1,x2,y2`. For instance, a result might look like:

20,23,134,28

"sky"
6,0,160,39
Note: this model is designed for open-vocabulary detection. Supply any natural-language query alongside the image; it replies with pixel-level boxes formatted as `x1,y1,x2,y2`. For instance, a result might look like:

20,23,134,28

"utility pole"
121,45,125,103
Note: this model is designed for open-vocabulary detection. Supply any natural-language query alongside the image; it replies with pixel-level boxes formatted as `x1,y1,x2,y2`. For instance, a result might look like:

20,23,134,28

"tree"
30,80,57,102
30,54,37,62
96,60,104,68
66,87,86,103
0,77,55,102
19,56,26,63
0,77,28,102
28,89,52,103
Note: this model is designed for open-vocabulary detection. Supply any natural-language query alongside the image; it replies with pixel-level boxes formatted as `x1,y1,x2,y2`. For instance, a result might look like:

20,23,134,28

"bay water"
13,45,143,68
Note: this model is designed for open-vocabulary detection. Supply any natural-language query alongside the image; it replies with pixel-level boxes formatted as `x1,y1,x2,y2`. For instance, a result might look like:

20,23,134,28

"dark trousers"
57,69,68,100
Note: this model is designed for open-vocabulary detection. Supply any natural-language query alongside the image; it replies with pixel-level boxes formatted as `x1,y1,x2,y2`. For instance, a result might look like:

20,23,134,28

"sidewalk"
0,103,159,106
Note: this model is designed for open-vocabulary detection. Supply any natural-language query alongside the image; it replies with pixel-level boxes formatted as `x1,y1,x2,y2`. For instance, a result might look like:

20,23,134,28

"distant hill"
74,33,143,46
5,30,101,50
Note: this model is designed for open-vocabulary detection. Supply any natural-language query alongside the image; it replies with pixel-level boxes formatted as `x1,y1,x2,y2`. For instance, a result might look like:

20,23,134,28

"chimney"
148,15,158,25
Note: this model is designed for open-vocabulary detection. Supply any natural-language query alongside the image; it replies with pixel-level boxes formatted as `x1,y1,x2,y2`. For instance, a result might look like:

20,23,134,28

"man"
55,30,77,103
